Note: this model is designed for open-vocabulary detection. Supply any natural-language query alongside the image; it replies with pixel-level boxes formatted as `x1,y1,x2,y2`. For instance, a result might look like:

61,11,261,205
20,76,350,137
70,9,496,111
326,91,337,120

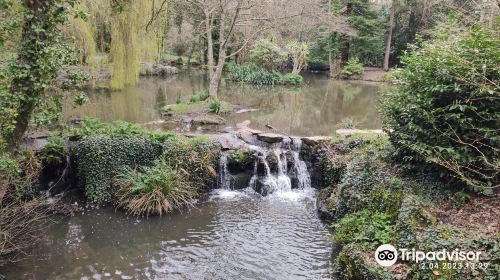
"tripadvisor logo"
375,244,398,267
374,244,483,267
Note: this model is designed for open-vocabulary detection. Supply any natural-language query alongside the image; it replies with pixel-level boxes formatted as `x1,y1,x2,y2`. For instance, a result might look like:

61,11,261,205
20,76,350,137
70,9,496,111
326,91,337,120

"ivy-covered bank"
315,134,499,280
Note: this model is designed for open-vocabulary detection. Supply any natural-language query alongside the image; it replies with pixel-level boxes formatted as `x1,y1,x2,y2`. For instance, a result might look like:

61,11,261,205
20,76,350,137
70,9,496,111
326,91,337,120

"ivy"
0,0,77,150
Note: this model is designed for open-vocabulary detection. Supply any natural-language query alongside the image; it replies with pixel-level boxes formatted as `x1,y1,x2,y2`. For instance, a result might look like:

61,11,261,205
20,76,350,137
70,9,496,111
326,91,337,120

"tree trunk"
6,0,46,150
338,3,352,68
383,5,395,71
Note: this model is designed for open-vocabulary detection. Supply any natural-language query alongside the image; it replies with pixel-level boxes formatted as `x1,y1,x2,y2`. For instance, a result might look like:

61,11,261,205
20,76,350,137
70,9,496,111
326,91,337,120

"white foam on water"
209,189,247,200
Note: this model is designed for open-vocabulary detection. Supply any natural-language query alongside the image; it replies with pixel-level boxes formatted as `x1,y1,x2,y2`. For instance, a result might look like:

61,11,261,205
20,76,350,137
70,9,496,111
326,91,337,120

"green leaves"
381,25,499,194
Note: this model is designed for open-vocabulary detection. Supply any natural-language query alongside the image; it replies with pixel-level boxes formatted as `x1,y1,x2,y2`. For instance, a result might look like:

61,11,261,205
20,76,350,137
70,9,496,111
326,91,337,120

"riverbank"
315,134,499,279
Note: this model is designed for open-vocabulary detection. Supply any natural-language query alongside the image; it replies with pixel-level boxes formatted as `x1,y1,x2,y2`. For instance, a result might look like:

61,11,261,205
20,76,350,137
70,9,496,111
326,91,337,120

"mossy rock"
335,243,394,280
227,149,254,173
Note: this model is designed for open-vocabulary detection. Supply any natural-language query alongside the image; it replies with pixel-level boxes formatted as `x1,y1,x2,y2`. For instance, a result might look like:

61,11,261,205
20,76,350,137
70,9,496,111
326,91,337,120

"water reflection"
64,71,382,136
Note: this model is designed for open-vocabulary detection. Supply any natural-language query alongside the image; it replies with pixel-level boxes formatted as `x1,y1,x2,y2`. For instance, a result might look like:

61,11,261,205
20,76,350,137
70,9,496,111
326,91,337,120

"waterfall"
218,151,233,189
218,137,311,195
292,138,311,189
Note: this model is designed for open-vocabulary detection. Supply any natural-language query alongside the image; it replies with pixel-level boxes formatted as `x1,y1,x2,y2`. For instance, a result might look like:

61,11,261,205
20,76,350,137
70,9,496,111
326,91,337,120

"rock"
236,120,251,128
234,108,259,114
335,129,384,136
257,133,284,143
218,134,244,150
301,136,331,146
192,114,226,125
236,129,255,144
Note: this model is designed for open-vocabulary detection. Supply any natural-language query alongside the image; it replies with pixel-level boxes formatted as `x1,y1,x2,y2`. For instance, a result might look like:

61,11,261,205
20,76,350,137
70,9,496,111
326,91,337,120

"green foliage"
189,90,209,103
333,210,395,248
0,153,19,181
380,26,500,194
76,132,219,204
0,0,77,148
0,151,40,201
161,136,220,192
328,0,386,67
114,159,197,216
66,118,175,143
208,98,222,114
41,135,66,165
340,58,364,78
280,73,303,86
248,39,287,70
228,63,303,86
76,136,163,203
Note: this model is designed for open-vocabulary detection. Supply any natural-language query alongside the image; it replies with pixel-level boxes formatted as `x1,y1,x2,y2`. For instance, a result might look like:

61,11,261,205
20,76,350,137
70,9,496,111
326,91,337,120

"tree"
248,39,286,71
329,0,382,77
1,0,76,149
383,1,395,71
287,41,310,74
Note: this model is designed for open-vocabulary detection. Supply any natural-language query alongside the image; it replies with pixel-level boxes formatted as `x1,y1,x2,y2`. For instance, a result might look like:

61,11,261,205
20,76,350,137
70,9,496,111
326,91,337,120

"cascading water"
218,136,312,195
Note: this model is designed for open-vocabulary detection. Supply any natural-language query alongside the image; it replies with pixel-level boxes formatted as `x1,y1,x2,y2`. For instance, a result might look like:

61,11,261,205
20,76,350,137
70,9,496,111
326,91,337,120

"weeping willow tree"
68,0,169,89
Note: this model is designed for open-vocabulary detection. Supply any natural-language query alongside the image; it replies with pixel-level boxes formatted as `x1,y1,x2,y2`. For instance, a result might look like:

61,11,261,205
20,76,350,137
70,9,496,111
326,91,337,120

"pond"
64,71,383,136
3,189,333,279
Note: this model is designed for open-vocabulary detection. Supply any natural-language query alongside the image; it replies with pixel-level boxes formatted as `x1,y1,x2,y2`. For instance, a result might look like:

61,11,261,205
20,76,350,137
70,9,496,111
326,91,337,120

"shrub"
340,58,364,79
76,136,163,203
280,73,303,86
332,210,395,248
208,98,222,114
65,118,175,143
380,26,499,194
189,90,209,103
162,136,220,192
76,133,218,204
41,135,66,165
248,39,287,70
228,63,303,86
114,160,197,216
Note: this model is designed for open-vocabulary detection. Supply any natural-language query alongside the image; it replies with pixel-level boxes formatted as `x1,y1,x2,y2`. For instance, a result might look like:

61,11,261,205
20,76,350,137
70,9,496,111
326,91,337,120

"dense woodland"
0,0,499,279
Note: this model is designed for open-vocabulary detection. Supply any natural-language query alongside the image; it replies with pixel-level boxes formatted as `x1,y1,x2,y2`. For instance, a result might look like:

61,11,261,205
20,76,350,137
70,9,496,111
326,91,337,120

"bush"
189,90,209,103
208,98,222,114
41,135,66,165
76,136,163,203
248,39,287,70
76,133,219,204
65,118,175,143
280,73,303,86
114,160,197,216
340,58,364,79
380,26,499,194
332,210,395,248
228,63,303,86
161,136,220,192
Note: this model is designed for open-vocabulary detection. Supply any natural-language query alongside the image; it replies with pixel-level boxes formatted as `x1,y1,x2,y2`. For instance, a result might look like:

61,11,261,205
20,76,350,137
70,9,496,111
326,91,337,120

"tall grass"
114,160,197,216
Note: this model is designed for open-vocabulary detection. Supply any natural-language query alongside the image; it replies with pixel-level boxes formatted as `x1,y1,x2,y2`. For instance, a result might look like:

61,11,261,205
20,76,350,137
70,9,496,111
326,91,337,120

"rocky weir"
216,122,331,194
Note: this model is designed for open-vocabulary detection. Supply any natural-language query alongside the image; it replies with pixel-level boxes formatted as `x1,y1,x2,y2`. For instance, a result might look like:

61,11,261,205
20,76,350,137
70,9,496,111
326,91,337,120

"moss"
335,243,394,280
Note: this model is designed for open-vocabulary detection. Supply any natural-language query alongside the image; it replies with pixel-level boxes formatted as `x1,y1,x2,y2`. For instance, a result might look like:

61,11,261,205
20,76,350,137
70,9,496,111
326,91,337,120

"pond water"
3,189,333,280
64,71,383,136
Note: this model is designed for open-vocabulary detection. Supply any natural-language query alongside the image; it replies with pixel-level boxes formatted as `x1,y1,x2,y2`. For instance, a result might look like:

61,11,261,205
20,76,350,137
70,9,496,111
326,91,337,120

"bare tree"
184,0,347,97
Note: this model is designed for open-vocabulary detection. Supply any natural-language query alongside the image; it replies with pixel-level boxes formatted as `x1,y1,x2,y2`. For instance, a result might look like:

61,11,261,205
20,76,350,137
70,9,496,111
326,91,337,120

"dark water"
64,71,383,136
3,189,333,280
